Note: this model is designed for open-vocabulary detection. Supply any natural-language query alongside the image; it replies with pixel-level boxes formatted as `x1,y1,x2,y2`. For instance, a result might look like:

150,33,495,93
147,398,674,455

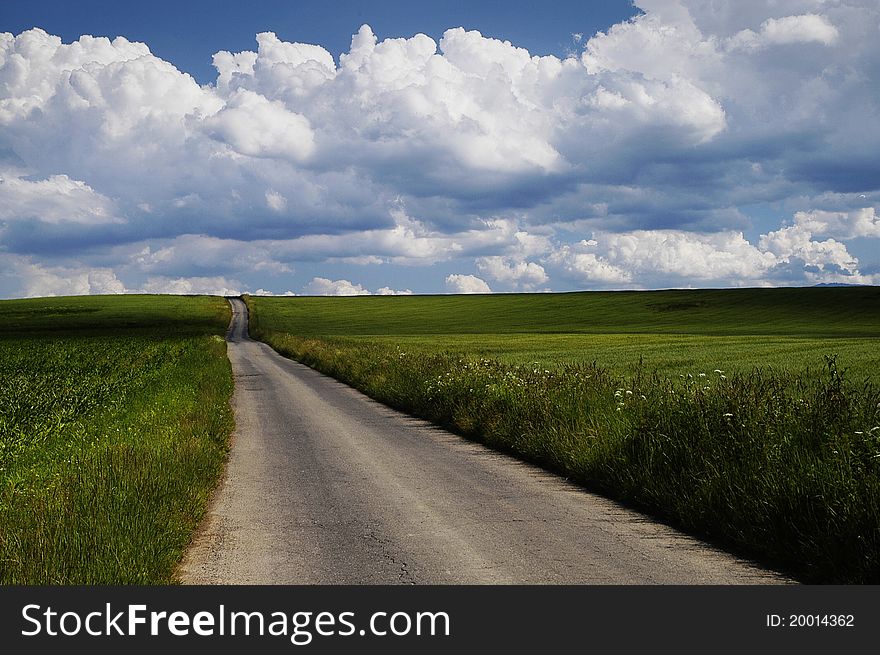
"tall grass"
251,326,880,583
0,296,233,584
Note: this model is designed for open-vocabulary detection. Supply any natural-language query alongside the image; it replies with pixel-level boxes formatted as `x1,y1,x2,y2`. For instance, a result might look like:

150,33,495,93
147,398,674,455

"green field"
0,295,233,584
246,287,880,583
248,286,880,336
247,287,880,379
4,289,877,583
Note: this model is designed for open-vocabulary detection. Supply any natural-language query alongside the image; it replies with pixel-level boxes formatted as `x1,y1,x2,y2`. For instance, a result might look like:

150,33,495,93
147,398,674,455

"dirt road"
179,298,787,584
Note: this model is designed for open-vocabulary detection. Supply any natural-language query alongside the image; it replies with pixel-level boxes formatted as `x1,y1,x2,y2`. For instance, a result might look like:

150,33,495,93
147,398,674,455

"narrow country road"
179,298,789,584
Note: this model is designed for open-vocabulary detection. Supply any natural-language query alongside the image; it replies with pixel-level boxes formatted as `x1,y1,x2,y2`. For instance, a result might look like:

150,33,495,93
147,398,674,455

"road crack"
363,527,415,585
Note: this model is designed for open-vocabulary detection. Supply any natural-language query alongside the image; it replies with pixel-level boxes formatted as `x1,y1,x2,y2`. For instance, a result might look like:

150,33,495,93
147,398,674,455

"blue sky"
1,1,879,297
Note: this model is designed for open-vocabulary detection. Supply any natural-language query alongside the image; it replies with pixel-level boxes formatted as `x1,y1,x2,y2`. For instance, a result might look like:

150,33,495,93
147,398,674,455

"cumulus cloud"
603,230,778,281
790,207,880,240
445,274,492,294
476,256,548,290
728,14,840,50
1,1,880,297
0,17,736,246
0,172,119,224
758,224,856,269
202,89,314,161
302,277,370,296
300,277,414,296
16,264,127,298
8,257,242,297
253,288,296,296
138,276,242,296
545,220,874,289
375,286,413,295
131,236,293,277
547,247,632,285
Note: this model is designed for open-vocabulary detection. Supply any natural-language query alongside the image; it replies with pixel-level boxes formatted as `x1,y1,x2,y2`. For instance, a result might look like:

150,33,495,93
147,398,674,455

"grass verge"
0,295,233,584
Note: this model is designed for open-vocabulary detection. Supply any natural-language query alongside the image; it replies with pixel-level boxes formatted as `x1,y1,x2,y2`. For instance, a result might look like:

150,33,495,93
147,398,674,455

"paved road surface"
179,298,788,584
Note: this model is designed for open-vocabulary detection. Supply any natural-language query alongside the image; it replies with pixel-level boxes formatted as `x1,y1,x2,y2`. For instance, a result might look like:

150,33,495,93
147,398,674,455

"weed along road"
180,298,788,584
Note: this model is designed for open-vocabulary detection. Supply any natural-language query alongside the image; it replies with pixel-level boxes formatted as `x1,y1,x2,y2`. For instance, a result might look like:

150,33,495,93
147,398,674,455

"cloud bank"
1,0,879,297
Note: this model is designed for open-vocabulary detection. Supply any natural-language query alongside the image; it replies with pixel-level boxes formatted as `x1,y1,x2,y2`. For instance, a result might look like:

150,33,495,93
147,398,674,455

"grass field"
247,287,880,379
246,287,880,583
0,295,233,584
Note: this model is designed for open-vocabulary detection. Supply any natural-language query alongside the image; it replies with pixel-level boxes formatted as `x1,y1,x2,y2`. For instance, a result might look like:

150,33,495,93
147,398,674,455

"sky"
1,0,879,298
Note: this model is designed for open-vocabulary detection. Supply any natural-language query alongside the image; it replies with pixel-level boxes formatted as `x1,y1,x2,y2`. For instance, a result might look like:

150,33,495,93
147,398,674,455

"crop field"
246,287,880,583
0,295,233,584
247,287,880,379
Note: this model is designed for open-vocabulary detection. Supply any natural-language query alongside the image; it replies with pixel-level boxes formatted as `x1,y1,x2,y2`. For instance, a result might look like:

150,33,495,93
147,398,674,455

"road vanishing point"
179,298,789,584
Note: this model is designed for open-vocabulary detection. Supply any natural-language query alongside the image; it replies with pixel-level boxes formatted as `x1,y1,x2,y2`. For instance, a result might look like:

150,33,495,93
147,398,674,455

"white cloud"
581,1,711,82
331,255,385,265
729,14,840,50
765,13,839,45
547,247,632,285
299,277,417,296
215,31,336,99
0,17,737,241
226,212,549,267
546,217,874,288
602,230,778,280
253,288,296,296
0,172,119,224
302,277,370,296
17,264,127,298
790,207,880,239
131,236,293,276
299,277,412,296
476,256,548,290
445,274,492,294
8,256,242,297
265,189,288,212
375,286,413,295
138,276,242,296
202,89,314,161
758,225,857,272
0,29,153,121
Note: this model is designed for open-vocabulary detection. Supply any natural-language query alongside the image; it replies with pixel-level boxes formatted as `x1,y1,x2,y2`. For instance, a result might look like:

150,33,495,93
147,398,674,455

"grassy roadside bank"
245,289,880,583
0,295,233,584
